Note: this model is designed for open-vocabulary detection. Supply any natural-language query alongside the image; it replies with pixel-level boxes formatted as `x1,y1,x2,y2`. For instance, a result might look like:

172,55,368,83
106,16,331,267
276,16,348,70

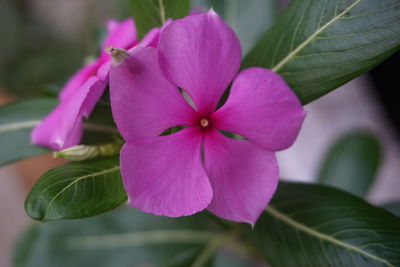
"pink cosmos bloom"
110,11,306,225
31,18,161,151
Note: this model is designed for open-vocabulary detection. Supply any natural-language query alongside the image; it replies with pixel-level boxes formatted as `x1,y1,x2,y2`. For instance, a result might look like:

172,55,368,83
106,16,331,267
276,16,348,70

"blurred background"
0,0,399,266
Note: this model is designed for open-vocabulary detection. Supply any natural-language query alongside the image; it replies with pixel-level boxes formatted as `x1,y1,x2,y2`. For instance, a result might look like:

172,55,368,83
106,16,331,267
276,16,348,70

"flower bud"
53,143,122,161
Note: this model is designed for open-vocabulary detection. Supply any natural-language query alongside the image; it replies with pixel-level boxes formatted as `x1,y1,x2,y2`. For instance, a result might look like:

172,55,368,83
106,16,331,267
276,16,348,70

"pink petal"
107,20,119,32
121,128,213,217
80,78,108,117
204,129,279,225
31,101,83,151
158,10,241,114
31,77,99,150
101,18,137,60
135,19,172,49
59,61,100,102
34,19,139,150
138,28,160,48
213,68,306,151
96,61,111,81
110,47,198,142
62,18,137,102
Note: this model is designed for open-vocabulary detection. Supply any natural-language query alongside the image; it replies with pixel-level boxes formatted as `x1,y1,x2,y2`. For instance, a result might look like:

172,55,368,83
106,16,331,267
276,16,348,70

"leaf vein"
265,206,394,266
272,0,364,72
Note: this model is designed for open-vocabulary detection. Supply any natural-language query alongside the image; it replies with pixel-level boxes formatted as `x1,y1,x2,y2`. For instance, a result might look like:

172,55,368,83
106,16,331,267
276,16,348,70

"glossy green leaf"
247,182,400,267
317,131,382,197
242,0,400,104
14,207,259,267
25,157,126,221
0,98,56,166
129,0,190,39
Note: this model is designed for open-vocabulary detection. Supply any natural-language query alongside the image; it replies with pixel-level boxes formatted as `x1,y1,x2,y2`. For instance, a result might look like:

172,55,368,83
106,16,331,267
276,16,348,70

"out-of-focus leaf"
246,182,400,267
14,207,257,267
129,0,190,38
0,0,20,73
382,202,400,217
214,249,265,267
81,93,120,145
0,97,118,166
242,0,400,104
13,223,41,267
317,131,382,197
0,98,56,166
7,45,83,97
25,157,126,221
0,1,86,97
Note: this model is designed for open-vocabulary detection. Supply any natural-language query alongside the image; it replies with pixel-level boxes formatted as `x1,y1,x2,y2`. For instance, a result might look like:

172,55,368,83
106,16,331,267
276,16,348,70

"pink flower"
31,18,161,150
110,11,306,224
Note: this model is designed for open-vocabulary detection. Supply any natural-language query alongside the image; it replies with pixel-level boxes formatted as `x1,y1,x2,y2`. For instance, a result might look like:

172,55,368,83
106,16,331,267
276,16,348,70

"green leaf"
25,157,126,221
382,202,400,217
81,94,120,145
317,131,382,197
0,98,57,166
0,96,118,166
129,0,190,39
247,182,400,267
14,207,257,267
242,0,400,104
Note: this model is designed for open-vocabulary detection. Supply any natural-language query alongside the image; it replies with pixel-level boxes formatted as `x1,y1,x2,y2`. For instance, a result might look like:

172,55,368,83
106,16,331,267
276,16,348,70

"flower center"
200,118,210,128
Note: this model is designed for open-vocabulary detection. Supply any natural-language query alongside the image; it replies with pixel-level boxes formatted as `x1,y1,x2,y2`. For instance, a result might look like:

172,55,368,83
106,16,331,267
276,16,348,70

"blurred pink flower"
31,18,160,150
110,11,306,224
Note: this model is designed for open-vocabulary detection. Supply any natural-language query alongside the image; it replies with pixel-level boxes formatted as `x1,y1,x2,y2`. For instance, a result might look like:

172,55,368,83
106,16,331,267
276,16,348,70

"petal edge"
121,128,213,217
158,11,242,114
204,130,279,225
213,68,306,151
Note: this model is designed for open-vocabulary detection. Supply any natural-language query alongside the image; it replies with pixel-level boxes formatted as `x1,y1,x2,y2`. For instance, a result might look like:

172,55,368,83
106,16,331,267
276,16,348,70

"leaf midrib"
44,166,121,218
63,228,240,267
265,206,394,266
272,0,364,72
158,0,166,24
62,229,222,249
0,120,117,134
0,120,41,133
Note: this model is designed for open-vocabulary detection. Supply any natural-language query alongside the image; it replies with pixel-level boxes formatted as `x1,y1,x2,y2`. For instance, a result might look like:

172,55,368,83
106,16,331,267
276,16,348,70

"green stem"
190,227,241,267
83,123,118,134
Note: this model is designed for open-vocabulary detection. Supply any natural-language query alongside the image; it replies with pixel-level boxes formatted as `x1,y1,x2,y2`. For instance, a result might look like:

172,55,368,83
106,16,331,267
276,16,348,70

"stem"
190,227,241,267
63,230,221,249
83,123,118,134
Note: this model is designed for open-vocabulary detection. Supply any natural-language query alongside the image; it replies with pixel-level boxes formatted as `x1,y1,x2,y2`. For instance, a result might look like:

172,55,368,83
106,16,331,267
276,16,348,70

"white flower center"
200,118,209,128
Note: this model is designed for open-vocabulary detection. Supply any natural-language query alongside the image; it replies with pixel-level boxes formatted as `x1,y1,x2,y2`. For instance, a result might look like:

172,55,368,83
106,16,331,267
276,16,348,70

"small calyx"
53,143,122,161
105,46,130,65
